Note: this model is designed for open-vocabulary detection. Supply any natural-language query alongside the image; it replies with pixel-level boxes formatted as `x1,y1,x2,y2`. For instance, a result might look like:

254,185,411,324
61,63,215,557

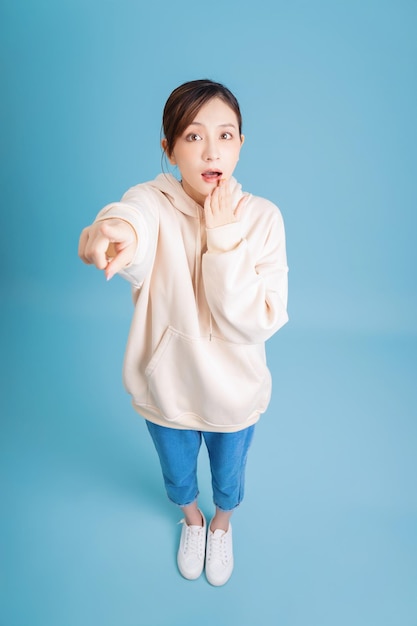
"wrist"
206,222,242,254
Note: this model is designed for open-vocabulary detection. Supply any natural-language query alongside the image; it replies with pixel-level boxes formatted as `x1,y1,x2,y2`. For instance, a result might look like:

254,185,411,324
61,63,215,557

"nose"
202,138,219,161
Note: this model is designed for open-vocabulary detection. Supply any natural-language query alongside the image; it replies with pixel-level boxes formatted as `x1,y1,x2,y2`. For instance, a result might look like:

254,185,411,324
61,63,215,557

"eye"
220,132,233,140
185,133,202,142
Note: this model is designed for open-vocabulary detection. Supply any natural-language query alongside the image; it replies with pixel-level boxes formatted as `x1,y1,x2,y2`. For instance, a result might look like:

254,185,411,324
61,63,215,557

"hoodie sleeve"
94,186,159,288
202,199,289,344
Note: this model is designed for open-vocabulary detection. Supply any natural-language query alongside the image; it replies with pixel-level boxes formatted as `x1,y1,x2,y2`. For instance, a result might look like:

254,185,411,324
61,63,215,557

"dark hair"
162,79,242,157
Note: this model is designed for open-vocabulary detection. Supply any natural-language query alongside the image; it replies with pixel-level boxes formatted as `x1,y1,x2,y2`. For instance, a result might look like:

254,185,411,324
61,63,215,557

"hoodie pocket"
144,326,271,427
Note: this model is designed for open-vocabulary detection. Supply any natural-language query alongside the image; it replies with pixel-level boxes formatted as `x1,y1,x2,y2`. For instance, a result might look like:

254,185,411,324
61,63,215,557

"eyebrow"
188,122,237,129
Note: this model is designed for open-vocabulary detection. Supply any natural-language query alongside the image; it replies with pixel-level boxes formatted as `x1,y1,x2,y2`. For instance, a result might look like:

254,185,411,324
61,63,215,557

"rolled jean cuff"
213,501,242,513
169,494,199,508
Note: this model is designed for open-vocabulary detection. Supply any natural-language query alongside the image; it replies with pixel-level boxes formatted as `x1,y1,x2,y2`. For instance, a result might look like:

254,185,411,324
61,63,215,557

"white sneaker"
177,512,206,580
205,521,234,586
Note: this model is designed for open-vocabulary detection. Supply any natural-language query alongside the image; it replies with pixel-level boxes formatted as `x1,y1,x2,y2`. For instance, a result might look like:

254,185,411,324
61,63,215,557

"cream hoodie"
95,173,288,432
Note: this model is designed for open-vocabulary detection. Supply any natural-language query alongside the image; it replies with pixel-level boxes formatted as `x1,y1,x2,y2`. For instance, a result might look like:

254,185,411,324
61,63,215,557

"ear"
235,134,245,162
161,138,176,165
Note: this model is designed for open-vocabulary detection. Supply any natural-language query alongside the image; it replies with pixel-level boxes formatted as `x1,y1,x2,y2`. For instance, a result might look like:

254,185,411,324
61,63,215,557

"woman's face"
165,97,244,206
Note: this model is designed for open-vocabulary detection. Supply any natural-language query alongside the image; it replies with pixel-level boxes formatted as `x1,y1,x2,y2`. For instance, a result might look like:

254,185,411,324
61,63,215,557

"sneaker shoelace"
208,530,230,565
182,523,205,559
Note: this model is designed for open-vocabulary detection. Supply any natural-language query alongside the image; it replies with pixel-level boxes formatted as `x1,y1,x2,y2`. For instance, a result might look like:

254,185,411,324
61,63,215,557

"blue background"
1,1,416,625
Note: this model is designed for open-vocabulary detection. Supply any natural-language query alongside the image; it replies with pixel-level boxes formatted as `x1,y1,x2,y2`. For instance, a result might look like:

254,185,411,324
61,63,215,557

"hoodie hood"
149,173,244,217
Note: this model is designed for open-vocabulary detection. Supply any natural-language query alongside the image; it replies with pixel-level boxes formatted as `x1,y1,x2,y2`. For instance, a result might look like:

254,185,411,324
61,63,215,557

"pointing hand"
78,218,137,280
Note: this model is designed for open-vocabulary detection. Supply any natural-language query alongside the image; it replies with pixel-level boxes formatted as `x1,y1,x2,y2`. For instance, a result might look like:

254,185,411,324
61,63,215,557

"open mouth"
201,170,223,183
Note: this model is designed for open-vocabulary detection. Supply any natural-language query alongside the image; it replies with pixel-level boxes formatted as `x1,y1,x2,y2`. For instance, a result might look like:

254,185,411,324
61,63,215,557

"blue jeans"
146,421,255,511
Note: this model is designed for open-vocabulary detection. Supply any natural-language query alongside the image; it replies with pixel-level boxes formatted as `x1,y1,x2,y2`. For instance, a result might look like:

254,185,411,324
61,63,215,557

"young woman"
78,79,288,586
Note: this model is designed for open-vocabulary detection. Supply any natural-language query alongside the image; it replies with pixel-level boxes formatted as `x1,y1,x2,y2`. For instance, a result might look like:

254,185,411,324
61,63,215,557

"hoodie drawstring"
195,208,202,315
196,206,212,341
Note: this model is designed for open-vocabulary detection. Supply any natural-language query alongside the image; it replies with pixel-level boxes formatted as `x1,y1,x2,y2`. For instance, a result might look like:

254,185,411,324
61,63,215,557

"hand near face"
78,218,137,280
204,179,248,229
